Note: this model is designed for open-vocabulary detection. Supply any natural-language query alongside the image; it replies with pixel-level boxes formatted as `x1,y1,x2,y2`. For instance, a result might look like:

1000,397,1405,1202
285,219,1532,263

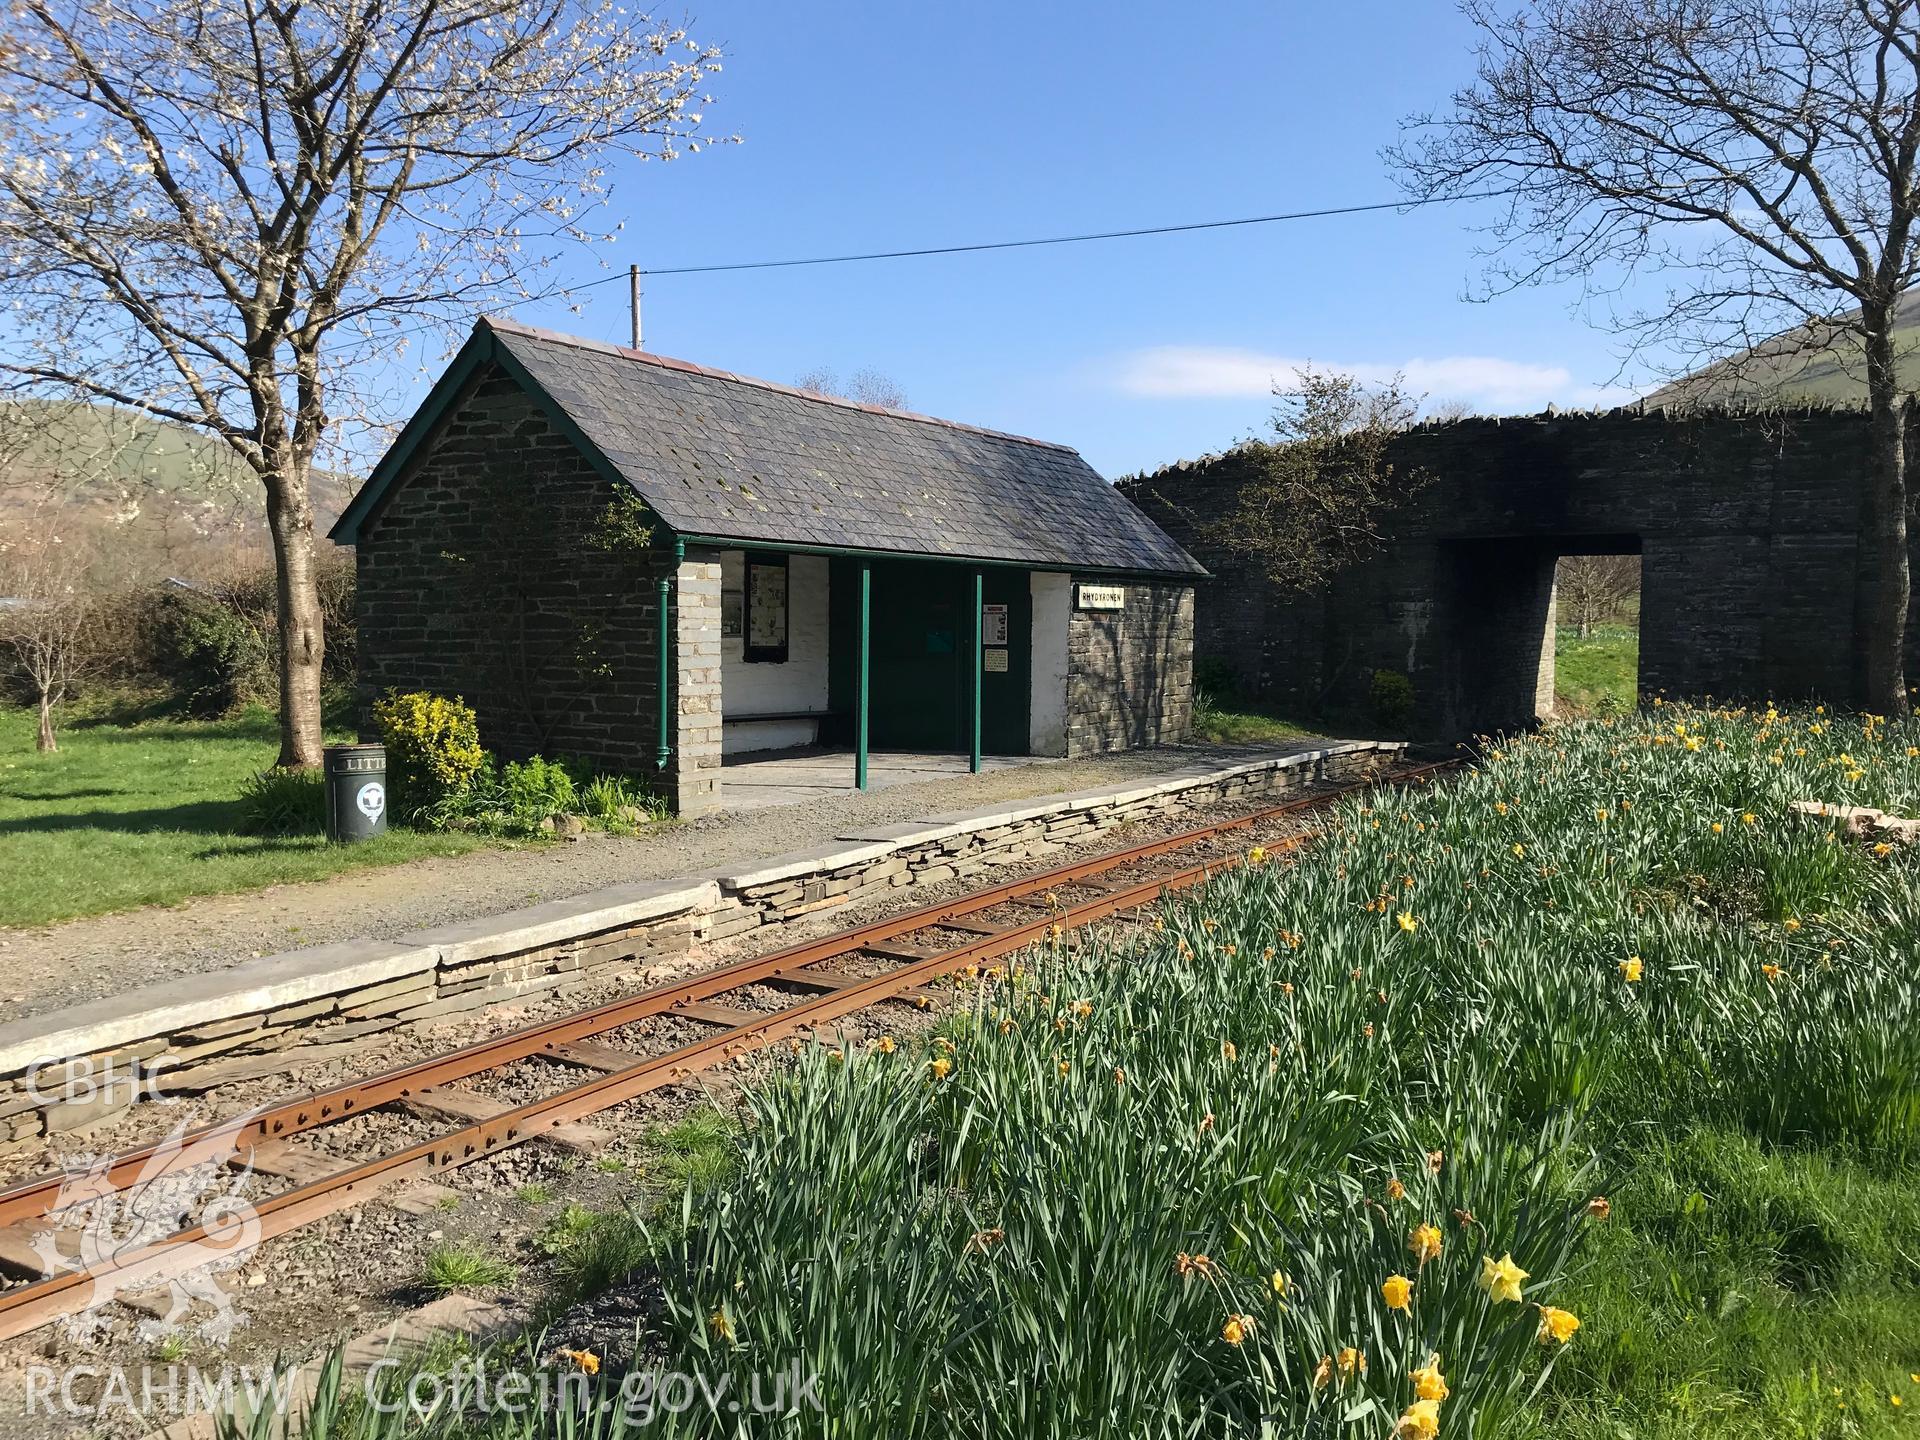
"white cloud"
1109,345,1633,412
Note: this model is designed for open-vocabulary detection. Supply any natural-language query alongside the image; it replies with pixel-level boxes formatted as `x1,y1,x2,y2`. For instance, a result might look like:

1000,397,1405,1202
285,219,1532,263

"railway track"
0,758,1453,1342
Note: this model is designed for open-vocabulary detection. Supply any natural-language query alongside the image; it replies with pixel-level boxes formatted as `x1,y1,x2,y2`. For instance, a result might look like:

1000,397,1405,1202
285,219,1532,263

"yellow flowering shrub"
371,689,484,821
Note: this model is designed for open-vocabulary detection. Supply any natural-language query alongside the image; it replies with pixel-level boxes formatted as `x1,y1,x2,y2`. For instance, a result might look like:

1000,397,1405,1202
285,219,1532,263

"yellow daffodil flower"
1411,1357,1449,1403
1536,1305,1580,1344
1395,1399,1441,1439
1479,1252,1528,1303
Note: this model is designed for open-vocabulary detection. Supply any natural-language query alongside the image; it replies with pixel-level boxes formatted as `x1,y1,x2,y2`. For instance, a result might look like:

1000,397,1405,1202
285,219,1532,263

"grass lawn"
1190,696,1316,746
281,704,1920,1438
0,704,484,928
1556,622,1640,713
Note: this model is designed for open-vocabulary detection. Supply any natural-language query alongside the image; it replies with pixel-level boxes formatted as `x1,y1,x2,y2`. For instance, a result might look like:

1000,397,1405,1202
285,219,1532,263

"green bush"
151,587,273,716
372,690,485,822
1369,666,1416,729
497,755,577,825
237,766,326,836
144,560,357,717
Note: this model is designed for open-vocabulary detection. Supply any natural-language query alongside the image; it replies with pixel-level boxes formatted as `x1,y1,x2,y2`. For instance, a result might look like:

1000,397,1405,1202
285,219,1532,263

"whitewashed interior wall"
1028,571,1071,755
719,550,831,755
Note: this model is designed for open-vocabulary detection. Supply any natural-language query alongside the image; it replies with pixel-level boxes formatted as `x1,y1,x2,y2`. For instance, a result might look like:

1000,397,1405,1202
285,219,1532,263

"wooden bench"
722,709,844,753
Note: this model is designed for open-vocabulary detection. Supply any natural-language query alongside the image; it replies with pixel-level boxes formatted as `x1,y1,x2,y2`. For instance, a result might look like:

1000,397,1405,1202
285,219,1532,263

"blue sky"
482,1,1658,477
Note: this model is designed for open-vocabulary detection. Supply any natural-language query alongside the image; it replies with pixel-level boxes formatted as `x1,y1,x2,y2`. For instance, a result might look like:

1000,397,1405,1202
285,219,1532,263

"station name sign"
1074,584,1126,611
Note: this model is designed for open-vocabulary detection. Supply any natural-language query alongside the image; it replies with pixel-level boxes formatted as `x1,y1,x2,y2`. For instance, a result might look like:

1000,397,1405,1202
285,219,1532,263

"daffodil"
1620,956,1644,982
1761,963,1784,984
1382,1273,1412,1311
1537,1305,1580,1344
1478,1252,1528,1303
1397,911,1419,934
708,1308,735,1342
1394,1399,1441,1439
1409,1223,1443,1265
1221,1313,1253,1345
929,1056,953,1080
1411,1357,1449,1403
1386,1176,1406,1202
1337,1346,1365,1378
1270,1270,1288,1297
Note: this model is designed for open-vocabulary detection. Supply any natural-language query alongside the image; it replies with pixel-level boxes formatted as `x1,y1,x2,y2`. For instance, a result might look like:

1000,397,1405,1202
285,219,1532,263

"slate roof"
333,318,1204,578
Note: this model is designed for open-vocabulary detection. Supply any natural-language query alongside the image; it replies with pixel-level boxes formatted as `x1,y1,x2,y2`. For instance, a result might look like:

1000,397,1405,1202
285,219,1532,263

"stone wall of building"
670,546,724,818
1065,577,1195,756
352,365,672,777
1123,408,1920,735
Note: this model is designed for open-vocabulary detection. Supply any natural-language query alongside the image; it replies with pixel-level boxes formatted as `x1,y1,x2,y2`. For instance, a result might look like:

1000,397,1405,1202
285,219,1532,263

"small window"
744,553,790,663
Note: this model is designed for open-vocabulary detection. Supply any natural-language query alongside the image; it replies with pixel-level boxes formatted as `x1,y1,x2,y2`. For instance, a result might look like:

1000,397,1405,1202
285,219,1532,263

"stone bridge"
1121,407,1918,735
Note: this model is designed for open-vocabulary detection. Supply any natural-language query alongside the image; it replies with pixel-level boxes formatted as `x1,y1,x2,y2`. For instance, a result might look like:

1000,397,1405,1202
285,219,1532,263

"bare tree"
1390,0,1920,714
1192,367,1430,594
0,0,726,766
795,367,911,410
1556,553,1641,636
0,499,97,751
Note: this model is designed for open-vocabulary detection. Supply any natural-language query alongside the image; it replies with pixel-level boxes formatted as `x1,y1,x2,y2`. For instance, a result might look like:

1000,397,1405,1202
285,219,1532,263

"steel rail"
0,759,1443,1230
0,757,1455,1339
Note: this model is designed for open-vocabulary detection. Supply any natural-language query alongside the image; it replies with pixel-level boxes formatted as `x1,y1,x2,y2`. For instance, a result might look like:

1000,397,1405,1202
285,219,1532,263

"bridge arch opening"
1438,533,1643,736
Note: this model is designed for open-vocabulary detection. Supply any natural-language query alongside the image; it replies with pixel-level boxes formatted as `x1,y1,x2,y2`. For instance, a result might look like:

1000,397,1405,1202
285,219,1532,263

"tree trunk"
264,460,327,768
36,691,55,752
1862,319,1912,716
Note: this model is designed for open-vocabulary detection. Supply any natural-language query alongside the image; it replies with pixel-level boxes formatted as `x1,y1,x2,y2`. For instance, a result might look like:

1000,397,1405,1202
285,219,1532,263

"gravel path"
0,741,1323,1022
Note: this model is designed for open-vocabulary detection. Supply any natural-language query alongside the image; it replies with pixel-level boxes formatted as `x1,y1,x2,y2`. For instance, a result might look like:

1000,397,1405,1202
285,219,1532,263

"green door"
829,560,1030,754
979,568,1030,755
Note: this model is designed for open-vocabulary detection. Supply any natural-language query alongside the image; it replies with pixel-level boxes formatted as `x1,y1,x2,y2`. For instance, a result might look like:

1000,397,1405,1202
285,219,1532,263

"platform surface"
720,748,1048,811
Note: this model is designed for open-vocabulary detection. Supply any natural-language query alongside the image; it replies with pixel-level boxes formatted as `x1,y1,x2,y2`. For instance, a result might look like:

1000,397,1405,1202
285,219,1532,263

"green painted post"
970,569,983,773
656,538,682,771
856,563,871,790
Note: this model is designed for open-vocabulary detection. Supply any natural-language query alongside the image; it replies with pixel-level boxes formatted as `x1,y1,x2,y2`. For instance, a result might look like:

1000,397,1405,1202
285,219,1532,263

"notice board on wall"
745,555,789,663
981,603,1009,646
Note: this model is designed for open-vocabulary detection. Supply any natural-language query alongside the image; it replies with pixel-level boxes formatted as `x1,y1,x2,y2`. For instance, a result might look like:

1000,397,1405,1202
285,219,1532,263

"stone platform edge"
0,740,1404,1151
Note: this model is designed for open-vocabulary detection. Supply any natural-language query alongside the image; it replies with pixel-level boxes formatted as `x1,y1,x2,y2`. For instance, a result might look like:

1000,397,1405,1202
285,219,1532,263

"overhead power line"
379,187,1517,342
627,189,1520,277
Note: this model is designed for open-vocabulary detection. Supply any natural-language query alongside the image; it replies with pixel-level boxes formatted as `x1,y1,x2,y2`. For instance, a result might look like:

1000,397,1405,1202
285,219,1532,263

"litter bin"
325,743,388,843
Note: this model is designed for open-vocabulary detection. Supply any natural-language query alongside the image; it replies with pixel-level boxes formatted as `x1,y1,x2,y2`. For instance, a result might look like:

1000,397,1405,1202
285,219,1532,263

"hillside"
1645,294,1920,406
0,400,358,578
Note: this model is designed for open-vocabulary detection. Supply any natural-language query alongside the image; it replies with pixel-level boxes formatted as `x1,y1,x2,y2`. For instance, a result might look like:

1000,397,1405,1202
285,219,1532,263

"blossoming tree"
0,0,726,765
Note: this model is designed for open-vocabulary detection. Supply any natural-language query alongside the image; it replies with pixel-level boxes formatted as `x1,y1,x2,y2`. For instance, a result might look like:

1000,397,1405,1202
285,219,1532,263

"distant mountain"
1645,295,1920,407
0,400,358,576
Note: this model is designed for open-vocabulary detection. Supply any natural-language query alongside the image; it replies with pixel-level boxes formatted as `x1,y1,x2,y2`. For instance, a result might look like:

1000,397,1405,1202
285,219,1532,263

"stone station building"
332,319,1204,816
